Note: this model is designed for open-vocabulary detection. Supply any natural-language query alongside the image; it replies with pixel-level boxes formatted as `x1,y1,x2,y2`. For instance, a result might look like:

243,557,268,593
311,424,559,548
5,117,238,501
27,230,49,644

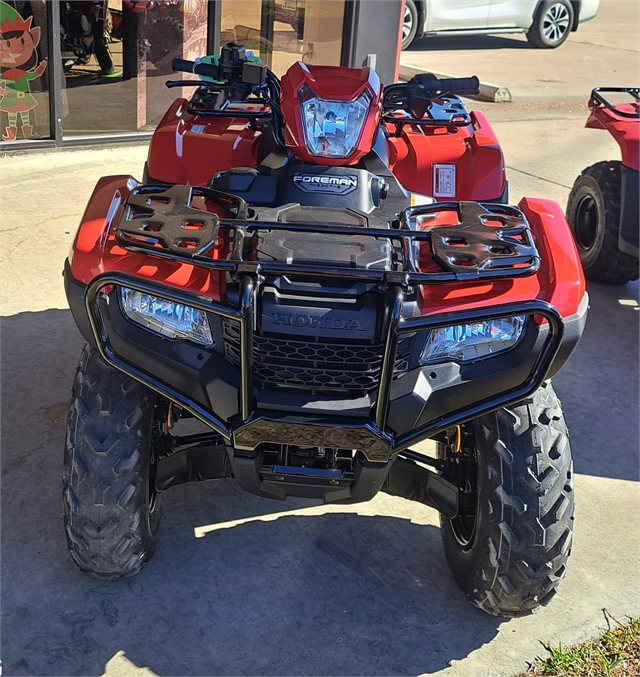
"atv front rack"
83,184,563,465
116,184,541,284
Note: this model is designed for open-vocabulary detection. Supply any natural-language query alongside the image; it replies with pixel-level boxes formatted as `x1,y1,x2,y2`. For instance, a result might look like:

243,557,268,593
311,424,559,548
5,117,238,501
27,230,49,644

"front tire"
527,0,573,49
63,346,164,580
566,161,638,284
439,382,574,617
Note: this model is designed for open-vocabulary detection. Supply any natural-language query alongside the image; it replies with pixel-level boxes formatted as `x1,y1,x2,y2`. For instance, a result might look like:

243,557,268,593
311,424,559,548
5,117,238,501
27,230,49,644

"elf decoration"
0,1,47,141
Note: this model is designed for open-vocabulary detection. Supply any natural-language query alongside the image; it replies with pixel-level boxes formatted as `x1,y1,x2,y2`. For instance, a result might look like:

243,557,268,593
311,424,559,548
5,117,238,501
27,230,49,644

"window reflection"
221,0,345,77
0,0,348,141
62,0,208,136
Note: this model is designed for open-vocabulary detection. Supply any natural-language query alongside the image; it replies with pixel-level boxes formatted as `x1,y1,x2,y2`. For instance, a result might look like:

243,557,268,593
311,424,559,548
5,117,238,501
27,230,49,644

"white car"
402,0,601,49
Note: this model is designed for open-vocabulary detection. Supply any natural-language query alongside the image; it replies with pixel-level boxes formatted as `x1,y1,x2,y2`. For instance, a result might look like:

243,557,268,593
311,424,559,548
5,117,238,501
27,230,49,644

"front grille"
223,322,411,394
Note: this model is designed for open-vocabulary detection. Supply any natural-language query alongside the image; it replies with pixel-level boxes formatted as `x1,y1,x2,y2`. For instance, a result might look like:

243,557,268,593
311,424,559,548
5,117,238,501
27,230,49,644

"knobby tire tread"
63,346,162,580
440,381,574,617
567,161,638,284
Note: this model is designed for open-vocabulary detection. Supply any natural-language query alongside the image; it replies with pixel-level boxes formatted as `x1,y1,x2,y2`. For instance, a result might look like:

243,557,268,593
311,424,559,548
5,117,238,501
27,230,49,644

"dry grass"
524,613,640,677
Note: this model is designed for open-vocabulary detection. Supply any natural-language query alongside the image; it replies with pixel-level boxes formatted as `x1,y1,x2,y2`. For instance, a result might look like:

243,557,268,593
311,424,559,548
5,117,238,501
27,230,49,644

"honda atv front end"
62,47,587,617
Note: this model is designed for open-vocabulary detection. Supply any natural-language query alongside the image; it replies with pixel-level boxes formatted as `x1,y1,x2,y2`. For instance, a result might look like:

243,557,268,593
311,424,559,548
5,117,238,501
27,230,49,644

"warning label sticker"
433,164,456,198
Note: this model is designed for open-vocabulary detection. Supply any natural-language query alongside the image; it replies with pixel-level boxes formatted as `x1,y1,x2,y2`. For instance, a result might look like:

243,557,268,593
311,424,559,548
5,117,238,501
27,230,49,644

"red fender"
388,111,506,202
586,101,639,171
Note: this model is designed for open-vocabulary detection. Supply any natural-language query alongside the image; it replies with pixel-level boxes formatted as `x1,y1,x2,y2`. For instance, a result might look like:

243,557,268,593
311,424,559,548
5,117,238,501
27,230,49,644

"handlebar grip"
414,73,480,95
171,57,219,80
172,58,195,73
435,76,480,94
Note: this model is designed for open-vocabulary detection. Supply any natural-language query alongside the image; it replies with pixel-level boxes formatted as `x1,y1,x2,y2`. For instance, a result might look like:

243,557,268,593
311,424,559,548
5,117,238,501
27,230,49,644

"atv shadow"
0,278,637,674
551,279,640,483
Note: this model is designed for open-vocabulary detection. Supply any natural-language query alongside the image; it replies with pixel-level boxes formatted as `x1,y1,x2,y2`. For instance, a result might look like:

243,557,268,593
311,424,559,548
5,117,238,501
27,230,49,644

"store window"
0,0,51,142
1,0,355,147
220,0,345,77
60,0,207,136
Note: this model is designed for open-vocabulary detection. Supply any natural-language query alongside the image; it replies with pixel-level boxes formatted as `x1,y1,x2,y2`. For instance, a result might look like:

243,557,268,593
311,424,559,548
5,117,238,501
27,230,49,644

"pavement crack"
505,166,571,189
569,39,638,53
30,213,81,228
4,236,29,251
2,213,80,233
1,431,56,477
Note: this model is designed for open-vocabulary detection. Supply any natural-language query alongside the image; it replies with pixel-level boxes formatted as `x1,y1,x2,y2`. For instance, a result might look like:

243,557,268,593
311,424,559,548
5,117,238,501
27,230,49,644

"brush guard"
83,185,564,514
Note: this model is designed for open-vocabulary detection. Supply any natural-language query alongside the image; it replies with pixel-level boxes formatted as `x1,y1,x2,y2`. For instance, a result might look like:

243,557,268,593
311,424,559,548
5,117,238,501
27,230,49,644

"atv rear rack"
590,87,640,119
83,185,563,465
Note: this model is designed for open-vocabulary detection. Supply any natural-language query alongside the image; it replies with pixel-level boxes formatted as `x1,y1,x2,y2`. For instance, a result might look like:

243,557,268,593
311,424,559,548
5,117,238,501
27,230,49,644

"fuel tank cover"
274,164,388,214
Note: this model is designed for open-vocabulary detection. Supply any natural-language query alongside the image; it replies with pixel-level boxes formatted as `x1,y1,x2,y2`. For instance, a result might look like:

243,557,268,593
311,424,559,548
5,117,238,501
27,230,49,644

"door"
426,0,492,32
487,0,536,28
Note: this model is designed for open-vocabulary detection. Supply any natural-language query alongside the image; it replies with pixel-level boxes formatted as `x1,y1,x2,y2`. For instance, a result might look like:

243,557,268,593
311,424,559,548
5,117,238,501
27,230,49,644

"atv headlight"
420,316,525,365
300,87,369,158
120,288,213,346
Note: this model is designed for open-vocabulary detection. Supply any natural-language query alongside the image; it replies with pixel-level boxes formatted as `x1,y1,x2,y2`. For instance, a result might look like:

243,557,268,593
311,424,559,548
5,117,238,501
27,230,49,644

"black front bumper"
65,262,587,508
64,195,588,508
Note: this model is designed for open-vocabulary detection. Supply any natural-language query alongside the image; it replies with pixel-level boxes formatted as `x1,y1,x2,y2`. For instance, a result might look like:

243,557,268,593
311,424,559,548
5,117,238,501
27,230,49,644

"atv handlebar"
170,52,286,147
172,57,220,80
382,73,480,128
412,73,480,96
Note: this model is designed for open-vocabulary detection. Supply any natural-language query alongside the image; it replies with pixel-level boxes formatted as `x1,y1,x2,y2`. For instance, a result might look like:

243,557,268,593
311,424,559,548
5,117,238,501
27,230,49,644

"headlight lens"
120,288,213,346
301,88,370,158
420,316,525,365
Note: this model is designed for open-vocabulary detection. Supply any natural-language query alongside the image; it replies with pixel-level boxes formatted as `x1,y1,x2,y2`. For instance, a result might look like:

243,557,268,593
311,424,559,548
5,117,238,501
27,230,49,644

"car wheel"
527,0,573,49
401,0,419,50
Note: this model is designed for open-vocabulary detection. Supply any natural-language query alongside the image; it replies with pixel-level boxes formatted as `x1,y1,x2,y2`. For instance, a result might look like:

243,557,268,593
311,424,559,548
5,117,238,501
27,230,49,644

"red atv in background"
567,87,639,284
63,44,587,618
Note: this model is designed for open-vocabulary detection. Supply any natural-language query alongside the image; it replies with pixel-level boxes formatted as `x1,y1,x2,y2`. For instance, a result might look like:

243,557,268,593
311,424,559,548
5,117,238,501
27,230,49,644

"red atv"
567,87,639,284
63,44,587,617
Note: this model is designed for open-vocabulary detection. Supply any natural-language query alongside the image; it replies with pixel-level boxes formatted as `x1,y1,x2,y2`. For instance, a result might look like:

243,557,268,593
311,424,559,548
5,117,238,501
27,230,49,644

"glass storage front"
0,0,349,146
0,0,52,142
61,0,207,136
220,0,346,77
